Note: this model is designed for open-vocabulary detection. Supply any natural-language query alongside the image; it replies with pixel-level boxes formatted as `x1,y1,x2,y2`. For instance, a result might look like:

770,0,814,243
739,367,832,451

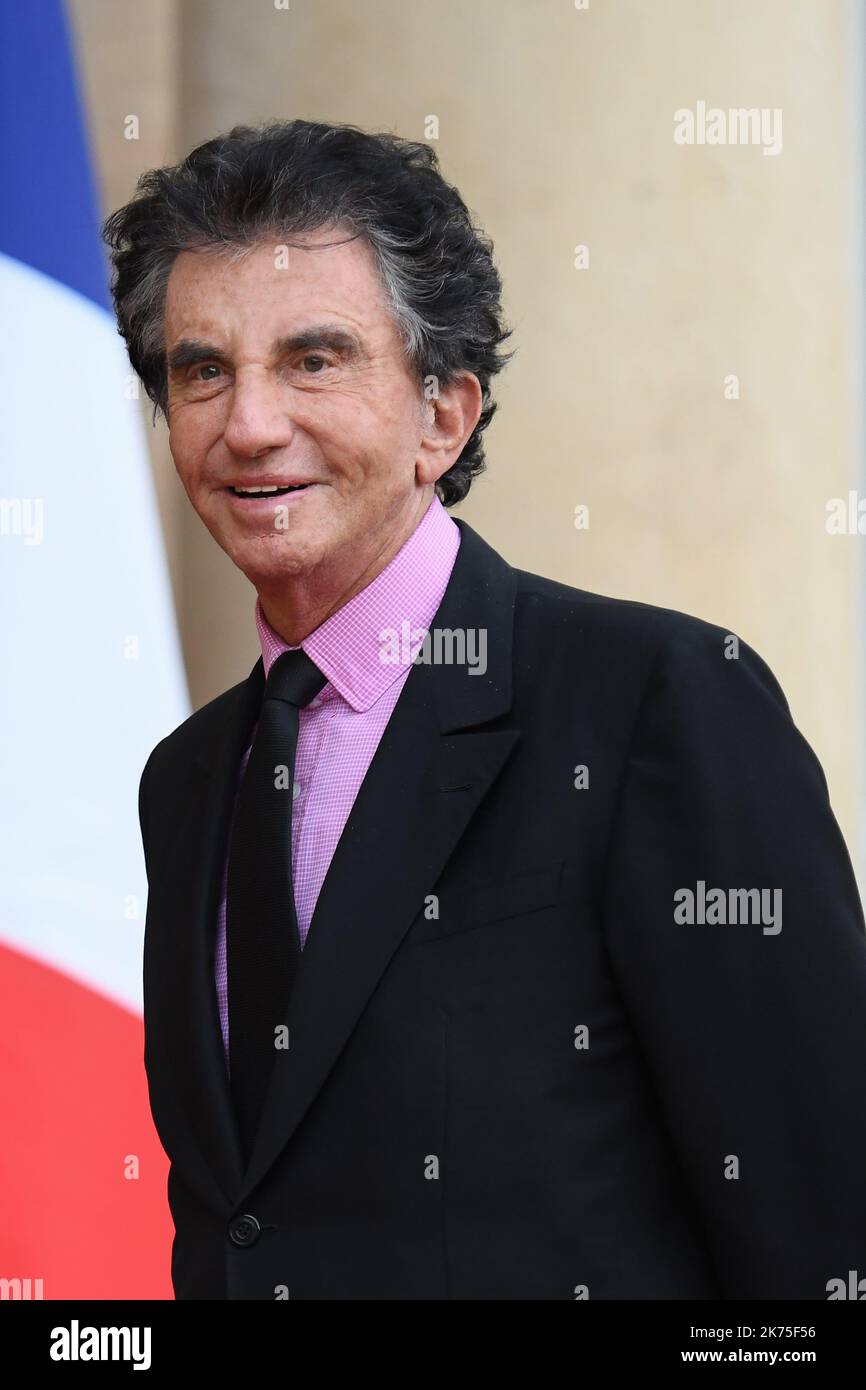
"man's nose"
222,369,297,457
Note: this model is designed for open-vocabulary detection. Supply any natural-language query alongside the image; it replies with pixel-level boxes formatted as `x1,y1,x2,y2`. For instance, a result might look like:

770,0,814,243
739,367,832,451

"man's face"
163,230,436,587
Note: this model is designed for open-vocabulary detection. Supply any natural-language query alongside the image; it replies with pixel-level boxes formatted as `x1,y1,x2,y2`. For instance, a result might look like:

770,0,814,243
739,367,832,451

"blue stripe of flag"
0,0,110,309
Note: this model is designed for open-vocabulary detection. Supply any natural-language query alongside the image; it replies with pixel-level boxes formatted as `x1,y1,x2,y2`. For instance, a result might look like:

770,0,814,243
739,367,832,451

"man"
105,119,866,1300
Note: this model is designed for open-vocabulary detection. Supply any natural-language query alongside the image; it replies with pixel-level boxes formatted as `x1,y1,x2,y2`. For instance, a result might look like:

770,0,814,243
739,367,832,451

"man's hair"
102,118,515,506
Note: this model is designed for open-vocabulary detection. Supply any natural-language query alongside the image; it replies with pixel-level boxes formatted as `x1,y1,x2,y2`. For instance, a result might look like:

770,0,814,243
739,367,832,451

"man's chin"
226,533,320,586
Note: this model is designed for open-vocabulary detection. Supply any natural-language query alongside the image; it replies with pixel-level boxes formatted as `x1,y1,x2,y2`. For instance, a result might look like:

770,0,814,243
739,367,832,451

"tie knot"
264,649,327,709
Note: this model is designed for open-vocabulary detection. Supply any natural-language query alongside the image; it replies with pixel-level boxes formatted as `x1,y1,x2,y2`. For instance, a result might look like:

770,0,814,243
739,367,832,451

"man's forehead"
164,235,387,337
167,232,377,291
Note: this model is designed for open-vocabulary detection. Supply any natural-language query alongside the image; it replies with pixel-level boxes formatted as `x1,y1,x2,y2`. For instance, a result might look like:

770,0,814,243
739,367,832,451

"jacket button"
228,1213,261,1247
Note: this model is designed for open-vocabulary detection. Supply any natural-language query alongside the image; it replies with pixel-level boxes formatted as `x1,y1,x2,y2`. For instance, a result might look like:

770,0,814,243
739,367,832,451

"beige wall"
71,0,865,876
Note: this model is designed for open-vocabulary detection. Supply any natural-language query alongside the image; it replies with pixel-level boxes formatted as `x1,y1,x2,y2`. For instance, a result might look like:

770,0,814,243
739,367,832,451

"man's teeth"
231,484,306,496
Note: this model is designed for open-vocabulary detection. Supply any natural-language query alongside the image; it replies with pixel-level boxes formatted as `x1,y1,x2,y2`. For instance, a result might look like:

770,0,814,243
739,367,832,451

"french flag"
0,0,189,1297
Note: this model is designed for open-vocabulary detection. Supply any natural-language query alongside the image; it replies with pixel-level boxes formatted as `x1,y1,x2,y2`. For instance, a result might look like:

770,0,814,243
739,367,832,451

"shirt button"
292,782,301,800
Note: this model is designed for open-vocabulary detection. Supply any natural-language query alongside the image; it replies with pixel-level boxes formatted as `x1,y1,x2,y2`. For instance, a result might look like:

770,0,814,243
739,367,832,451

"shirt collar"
254,494,461,712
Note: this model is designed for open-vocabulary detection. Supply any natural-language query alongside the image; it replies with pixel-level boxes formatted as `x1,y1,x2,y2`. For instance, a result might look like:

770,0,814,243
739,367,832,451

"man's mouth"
228,484,311,498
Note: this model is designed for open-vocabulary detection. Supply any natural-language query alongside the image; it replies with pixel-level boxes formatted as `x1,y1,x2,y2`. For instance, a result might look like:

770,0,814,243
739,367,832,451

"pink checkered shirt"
214,494,461,1062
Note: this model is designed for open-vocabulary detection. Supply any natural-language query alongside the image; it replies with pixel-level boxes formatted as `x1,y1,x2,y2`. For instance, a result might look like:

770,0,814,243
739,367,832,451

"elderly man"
104,119,866,1301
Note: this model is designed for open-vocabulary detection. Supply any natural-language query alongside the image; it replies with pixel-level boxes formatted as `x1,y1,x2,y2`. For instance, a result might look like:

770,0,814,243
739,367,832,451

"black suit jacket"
139,517,866,1299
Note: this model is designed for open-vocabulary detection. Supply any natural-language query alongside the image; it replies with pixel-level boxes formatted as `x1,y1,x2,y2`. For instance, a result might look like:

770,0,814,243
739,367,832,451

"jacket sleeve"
138,743,161,886
601,617,866,1299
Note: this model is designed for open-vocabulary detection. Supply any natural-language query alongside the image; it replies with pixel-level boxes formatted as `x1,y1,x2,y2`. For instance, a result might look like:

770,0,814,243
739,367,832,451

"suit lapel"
148,658,264,1210
159,518,519,1209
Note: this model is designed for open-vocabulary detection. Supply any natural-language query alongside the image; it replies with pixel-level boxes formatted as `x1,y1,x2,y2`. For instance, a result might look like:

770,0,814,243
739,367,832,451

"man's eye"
194,364,221,381
300,354,329,373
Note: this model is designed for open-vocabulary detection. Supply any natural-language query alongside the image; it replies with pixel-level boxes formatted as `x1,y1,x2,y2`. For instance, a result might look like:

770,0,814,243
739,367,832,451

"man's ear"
415,372,482,487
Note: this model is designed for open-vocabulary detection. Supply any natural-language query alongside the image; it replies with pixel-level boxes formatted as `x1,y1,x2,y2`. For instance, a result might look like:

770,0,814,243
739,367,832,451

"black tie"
225,648,327,1163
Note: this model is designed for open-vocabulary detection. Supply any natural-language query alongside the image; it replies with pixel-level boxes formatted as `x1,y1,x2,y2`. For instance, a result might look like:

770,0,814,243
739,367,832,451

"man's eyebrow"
276,325,368,360
166,340,229,374
166,324,368,375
